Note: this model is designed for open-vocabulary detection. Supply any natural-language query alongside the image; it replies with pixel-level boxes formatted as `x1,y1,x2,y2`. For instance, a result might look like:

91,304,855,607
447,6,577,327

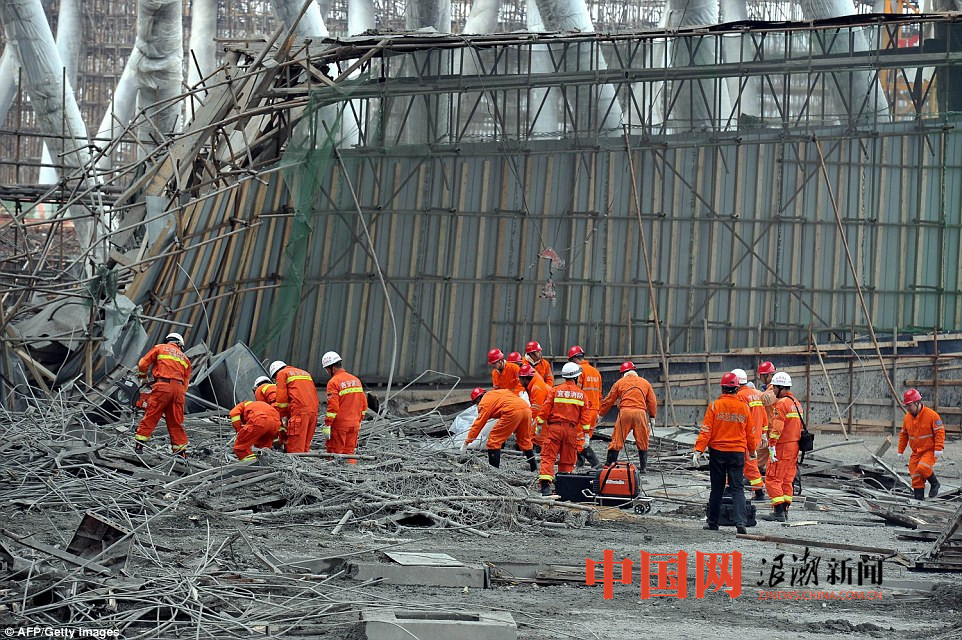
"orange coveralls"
898,406,946,489
466,390,533,451
765,393,802,509
492,362,525,395
694,394,753,454
255,382,277,405
275,366,319,453
229,400,281,460
577,360,603,450
757,384,777,470
525,355,554,387
536,381,590,482
524,373,551,447
737,385,768,489
325,369,368,455
598,373,657,452
135,343,191,453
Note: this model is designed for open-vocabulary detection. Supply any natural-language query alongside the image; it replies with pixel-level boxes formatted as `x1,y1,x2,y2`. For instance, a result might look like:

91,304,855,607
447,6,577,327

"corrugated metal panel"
141,119,962,383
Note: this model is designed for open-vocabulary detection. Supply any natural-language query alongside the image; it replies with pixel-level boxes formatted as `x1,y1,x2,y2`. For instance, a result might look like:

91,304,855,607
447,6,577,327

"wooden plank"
0,529,113,575
735,533,898,556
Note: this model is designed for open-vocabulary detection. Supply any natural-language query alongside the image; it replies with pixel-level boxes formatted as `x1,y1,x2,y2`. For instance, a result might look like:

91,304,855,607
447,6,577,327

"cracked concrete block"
361,609,516,640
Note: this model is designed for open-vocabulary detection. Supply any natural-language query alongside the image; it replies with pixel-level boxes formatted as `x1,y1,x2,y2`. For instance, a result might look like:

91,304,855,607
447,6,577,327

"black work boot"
583,446,601,469
523,449,537,472
913,487,925,500
928,474,941,498
605,449,619,466
736,525,748,535
487,449,502,468
703,523,719,531
576,450,587,468
760,504,786,522
753,489,766,502
638,450,648,474
134,442,144,454
783,503,790,521
539,480,553,497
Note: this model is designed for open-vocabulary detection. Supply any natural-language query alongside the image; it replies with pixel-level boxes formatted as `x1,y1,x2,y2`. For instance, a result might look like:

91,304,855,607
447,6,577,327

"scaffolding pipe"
187,0,218,92
0,0,98,250
135,0,185,149
526,0,559,138
532,0,623,135
799,0,891,122
39,0,82,185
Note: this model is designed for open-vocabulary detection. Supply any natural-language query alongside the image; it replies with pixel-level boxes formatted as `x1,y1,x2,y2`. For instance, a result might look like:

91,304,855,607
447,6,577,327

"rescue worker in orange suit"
732,368,767,501
229,399,281,461
598,361,657,472
489,348,524,395
269,360,319,453
519,364,550,452
322,351,368,458
134,332,191,457
524,341,554,387
693,372,754,534
568,345,602,468
761,372,802,522
460,388,536,470
898,388,945,500
536,362,591,496
755,361,778,472
253,376,285,450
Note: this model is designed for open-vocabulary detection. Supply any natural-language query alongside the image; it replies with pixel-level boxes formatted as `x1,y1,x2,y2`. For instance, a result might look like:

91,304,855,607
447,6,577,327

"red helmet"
567,345,585,360
720,372,739,388
506,351,523,365
470,387,485,402
487,348,504,365
619,361,635,374
525,340,542,354
519,364,535,377
757,361,776,375
903,388,922,404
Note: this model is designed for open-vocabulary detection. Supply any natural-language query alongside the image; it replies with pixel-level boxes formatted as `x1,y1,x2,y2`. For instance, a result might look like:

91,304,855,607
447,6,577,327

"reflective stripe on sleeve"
339,387,364,396
157,354,189,368
276,402,289,408
785,412,801,418
230,416,241,422
326,412,337,419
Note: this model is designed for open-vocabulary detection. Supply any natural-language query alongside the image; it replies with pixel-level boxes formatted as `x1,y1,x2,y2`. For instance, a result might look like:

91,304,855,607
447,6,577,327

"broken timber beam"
735,533,898,556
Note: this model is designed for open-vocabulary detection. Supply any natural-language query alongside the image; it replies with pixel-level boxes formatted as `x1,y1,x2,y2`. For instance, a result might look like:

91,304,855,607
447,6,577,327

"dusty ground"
1,426,960,639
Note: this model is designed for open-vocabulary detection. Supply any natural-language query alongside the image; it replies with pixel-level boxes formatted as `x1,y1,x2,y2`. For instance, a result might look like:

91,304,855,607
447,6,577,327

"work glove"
935,450,943,458
272,440,284,452
459,441,468,454
535,422,542,436
583,433,591,448
768,447,777,464
692,451,702,466
749,451,758,460
897,451,904,459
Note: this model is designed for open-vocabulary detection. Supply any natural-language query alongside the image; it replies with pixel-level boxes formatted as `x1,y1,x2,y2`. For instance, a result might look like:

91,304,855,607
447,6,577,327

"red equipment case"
593,462,640,506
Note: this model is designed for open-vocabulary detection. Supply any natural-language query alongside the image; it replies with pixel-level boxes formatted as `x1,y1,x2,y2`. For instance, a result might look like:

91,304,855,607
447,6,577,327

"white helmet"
165,332,185,347
268,360,287,377
731,368,748,385
322,351,342,368
253,375,271,390
561,362,582,379
772,371,792,388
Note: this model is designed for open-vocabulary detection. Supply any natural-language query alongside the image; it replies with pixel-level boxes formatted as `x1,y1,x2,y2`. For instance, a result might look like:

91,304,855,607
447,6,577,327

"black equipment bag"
554,472,595,502
706,488,757,527
791,398,814,456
